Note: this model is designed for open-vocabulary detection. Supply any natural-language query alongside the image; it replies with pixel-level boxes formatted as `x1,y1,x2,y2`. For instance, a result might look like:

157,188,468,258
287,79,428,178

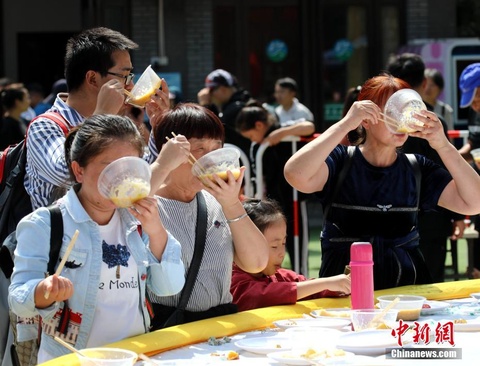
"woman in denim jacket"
8,114,185,362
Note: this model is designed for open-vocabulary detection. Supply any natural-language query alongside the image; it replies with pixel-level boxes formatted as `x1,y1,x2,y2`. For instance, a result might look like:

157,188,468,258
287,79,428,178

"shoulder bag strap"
323,145,355,221
176,192,207,311
38,205,63,345
47,205,63,275
405,153,421,209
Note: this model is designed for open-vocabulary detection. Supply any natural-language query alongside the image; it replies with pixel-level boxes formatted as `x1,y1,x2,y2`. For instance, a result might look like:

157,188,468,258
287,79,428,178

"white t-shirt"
87,210,144,347
275,98,314,127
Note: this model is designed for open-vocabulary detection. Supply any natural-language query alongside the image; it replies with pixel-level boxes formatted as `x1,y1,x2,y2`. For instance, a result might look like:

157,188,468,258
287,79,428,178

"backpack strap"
26,111,70,137
47,205,63,275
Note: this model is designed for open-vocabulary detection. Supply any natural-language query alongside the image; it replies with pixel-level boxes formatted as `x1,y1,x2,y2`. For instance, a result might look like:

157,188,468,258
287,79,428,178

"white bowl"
384,89,426,133
191,147,241,186
470,292,480,300
77,347,137,366
126,65,162,107
350,309,398,331
98,156,151,208
377,294,426,321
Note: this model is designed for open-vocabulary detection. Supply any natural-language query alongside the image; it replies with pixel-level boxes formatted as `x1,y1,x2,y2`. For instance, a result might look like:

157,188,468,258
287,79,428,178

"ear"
254,121,265,130
71,161,84,183
361,119,370,130
85,70,100,88
421,77,427,90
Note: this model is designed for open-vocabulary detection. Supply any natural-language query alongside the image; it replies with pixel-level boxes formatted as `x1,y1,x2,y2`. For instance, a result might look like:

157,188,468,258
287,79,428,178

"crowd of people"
1,25,480,365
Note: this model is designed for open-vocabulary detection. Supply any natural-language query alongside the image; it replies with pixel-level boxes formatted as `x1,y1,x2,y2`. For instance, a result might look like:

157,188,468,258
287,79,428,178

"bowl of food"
384,89,427,134
191,147,241,186
471,149,480,168
98,156,151,208
77,347,137,366
125,65,162,108
377,295,426,321
350,309,399,331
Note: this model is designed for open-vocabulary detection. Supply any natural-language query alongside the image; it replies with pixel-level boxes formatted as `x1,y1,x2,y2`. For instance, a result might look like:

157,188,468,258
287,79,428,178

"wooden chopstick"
138,354,157,364
380,112,399,126
165,136,197,166
123,89,134,98
44,230,79,299
367,297,400,328
378,117,399,129
170,132,209,176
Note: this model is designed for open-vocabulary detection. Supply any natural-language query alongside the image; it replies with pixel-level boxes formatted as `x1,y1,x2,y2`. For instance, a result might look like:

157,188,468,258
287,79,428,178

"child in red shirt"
231,198,351,312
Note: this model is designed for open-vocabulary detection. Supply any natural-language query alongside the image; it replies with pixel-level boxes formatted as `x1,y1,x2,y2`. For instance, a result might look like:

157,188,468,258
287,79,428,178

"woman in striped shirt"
148,103,269,329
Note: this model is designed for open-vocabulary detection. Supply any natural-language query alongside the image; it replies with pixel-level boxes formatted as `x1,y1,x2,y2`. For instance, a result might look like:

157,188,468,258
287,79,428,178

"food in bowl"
191,147,241,186
301,348,346,359
97,156,151,208
126,65,162,108
109,177,150,208
350,309,398,331
197,164,241,182
313,308,351,318
377,295,426,321
384,89,426,134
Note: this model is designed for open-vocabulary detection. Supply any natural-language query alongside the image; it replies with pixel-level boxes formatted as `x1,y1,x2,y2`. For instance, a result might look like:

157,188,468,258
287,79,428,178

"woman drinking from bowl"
148,103,269,329
9,114,185,362
284,74,480,290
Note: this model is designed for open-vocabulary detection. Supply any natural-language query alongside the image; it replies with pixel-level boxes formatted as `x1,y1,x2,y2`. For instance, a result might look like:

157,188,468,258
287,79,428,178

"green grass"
282,206,469,281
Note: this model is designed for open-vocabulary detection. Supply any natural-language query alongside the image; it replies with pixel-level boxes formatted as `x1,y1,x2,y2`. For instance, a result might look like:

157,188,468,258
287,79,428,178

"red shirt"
231,264,335,312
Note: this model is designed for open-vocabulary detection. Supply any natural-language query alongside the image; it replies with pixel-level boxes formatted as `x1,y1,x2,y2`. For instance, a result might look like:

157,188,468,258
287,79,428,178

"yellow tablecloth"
40,279,480,365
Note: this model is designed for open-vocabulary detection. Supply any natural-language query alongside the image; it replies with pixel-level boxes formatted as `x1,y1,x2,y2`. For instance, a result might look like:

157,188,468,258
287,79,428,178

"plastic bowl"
471,148,480,163
191,147,241,186
471,292,480,300
98,156,151,208
350,309,399,331
77,347,137,366
126,65,162,108
377,295,426,321
384,89,427,133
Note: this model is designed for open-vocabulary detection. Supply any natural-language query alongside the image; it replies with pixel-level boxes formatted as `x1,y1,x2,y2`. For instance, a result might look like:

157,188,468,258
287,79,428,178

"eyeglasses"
106,71,135,85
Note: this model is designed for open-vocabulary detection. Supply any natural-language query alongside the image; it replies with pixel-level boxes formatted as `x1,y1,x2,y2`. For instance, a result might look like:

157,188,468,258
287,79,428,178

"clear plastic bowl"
350,309,399,331
125,65,162,108
377,295,426,321
384,89,427,133
191,147,241,186
471,148,480,163
77,347,137,366
98,156,151,208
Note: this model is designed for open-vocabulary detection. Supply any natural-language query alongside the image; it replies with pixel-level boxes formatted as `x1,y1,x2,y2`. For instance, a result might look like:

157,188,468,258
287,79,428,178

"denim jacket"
8,188,184,358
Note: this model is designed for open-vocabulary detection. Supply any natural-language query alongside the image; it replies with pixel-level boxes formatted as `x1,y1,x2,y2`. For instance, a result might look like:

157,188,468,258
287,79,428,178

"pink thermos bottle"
350,242,374,309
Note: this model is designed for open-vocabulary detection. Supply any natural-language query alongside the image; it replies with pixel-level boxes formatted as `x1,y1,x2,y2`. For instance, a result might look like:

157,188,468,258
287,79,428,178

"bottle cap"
350,242,373,262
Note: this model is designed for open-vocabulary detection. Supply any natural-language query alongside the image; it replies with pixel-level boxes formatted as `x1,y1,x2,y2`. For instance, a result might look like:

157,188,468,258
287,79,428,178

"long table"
40,279,480,365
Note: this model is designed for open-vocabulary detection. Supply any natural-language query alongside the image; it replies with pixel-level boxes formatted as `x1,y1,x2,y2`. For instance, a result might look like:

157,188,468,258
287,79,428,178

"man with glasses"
24,27,166,210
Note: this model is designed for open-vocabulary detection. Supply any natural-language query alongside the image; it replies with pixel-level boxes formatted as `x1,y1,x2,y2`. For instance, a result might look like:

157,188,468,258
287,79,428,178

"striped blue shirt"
25,94,84,209
24,93,158,209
